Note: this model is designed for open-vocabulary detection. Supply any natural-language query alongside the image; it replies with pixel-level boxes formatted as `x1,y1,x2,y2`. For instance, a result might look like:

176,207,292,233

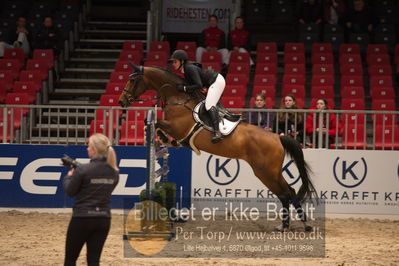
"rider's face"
172,59,182,70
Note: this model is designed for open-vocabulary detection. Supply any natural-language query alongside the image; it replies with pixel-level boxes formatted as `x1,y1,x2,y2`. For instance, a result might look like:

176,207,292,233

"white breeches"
205,74,225,110
196,47,229,65
0,32,30,57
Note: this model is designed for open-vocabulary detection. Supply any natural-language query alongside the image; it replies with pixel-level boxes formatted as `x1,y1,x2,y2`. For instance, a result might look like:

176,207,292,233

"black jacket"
63,157,119,217
34,25,60,51
183,63,218,93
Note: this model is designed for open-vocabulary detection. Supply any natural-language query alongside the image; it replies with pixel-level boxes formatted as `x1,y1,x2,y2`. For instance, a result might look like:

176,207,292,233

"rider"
169,49,224,143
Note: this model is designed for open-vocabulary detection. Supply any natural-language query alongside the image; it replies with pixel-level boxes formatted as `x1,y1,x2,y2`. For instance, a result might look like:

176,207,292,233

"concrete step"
82,29,146,35
59,78,109,86
49,99,100,106
52,88,105,96
74,48,121,55
78,39,146,46
67,57,118,64
64,68,113,75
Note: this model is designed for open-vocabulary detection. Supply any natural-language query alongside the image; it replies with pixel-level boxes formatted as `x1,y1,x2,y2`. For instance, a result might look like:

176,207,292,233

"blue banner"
0,144,192,209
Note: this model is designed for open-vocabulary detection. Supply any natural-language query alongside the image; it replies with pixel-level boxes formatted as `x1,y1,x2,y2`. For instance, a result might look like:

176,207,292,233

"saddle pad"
192,101,240,136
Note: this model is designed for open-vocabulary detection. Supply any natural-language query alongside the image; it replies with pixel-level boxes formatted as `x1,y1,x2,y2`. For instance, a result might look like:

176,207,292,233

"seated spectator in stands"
306,98,341,148
0,16,31,57
196,15,229,66
297,0,323,24
244,93,274,130
273,94,305,142
227,16,253,65
323,0,346,25
342,0,375,34
34,16,61,55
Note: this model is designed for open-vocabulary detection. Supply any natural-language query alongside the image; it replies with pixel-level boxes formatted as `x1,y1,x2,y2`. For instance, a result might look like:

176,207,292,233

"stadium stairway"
28,0,149,144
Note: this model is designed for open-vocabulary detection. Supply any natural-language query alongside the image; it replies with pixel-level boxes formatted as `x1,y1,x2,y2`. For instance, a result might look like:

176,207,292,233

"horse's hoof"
304,225,313,232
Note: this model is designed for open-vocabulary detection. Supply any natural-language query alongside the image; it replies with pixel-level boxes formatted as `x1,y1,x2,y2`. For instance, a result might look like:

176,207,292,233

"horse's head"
118,62,146,107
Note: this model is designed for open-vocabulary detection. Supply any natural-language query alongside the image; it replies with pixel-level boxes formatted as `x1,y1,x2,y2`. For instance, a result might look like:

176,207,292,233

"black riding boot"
208,106,222,143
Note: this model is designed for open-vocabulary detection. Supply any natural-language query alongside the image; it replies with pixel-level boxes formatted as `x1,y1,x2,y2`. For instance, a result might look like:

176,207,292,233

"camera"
61,154,79,168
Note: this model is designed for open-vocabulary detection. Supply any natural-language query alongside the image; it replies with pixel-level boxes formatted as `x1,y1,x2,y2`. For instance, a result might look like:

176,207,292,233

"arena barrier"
1,104,398,150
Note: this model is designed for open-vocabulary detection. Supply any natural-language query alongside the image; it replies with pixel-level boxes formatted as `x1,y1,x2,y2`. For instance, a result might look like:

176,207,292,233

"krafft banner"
191,150,399,215
0,145,192,208
161,0,235,33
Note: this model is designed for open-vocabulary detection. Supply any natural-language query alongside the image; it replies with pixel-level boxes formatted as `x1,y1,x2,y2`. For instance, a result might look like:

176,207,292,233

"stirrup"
211,132,222,144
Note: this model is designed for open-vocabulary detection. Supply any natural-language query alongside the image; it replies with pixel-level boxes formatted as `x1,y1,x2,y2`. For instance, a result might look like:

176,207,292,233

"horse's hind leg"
288,185,313,232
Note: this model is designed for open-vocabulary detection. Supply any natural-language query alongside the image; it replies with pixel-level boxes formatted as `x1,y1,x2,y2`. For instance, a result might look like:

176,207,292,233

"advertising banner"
0,144,192,209
161,0,235,33
191,150,399,215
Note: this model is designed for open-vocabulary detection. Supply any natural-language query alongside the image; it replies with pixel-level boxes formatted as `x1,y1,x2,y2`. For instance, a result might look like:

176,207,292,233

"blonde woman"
63,133,119,266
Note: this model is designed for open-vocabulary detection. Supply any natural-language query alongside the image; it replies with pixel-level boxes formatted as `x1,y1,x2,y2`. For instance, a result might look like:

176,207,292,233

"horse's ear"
129,61,143,74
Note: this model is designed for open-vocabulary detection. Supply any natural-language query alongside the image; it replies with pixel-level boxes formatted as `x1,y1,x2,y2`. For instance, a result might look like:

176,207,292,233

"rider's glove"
176,84,185,92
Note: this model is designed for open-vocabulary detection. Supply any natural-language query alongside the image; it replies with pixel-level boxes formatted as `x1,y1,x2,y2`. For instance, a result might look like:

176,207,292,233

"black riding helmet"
169,50,188,62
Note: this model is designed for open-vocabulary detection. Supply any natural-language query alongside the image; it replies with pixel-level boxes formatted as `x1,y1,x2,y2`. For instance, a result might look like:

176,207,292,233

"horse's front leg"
155,119,180,148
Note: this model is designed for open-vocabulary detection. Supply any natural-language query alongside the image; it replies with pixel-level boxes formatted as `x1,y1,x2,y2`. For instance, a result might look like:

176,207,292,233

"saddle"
192,101,241,136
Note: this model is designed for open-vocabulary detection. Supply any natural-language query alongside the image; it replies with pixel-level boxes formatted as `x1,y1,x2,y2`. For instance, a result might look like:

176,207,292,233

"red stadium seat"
256,42,277,53
0,59,23,78
311,43,333,54
281,85,306,101
5,93,29,116
228,62,250,75
144,60,167,68
105,82,126,95
32,49,54,68
0,70,16,85
26,59,50,80
201,51,222,65
225,74,249,86
229,52,251,64
311,85,334,99
149,41,170,56
109,71,130,83
311,52,334,65
132,98,156,107
255,62,278,76
312,64,334,76
253,74,277,87
339,44,360,55
340,124,366,149
284,63,305,75
370,86,395,100
114,60,134,72
223,85,246,97
372,99,396,111
221,97,245,110
311,74,334,87
176,41,196,61
341,86,365,99
256,52,278,64
119,120,145,145
369,75,393,88
4,48,25,65
339,54,362,65
126,109,161,123
367,44,388,55
341,98,365,110
146,51,168,63
284,43,305,53
374,125,399,150
202,62,221,72
368,65,392,76
252,85,276,101
282,74,305,86
89,120,114,138
123,41,144,53
283,53,305,65
12,81,40,103
366,54,390,66
19,70,44,90
99,94,120,106
95,109,119,130
340,64,363,76
119,50,143,65
341,75,363,88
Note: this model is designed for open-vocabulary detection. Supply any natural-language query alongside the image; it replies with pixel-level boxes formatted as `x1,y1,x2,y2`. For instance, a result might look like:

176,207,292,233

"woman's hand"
67,169,75,176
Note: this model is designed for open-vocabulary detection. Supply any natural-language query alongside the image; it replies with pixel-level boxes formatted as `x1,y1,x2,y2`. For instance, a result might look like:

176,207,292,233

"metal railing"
1,104,398,150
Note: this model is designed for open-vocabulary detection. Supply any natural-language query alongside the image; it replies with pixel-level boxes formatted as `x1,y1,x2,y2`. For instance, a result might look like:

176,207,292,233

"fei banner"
0,144,192,209
161,0,235,33
191,150,399,215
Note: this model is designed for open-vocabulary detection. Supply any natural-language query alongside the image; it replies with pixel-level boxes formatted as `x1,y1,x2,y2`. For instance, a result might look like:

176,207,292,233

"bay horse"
118,64,316,231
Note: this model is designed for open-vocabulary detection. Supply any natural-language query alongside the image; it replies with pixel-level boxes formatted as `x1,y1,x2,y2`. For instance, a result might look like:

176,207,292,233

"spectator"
273,94,305,142
244,93,274,130
227,16,254,65
297,0,323,24
343,0,375,33
0,16,31,57
34,16,61,55
323,0,347,25
306,98,341,148
196,15,229,66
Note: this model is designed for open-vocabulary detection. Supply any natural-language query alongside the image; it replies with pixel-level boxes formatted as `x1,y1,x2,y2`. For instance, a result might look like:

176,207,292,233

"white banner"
161,0,235,33
191,150,399,215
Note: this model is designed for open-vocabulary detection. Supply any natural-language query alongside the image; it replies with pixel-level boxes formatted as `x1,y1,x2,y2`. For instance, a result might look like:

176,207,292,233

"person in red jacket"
196,15,229,65
306,98,341,148
227,16,253,65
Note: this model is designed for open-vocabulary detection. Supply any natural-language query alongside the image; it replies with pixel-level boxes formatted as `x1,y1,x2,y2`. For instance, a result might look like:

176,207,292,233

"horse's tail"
279,136,317,202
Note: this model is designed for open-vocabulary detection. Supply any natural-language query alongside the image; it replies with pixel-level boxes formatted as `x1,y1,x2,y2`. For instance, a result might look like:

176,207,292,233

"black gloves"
176,84,185,92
